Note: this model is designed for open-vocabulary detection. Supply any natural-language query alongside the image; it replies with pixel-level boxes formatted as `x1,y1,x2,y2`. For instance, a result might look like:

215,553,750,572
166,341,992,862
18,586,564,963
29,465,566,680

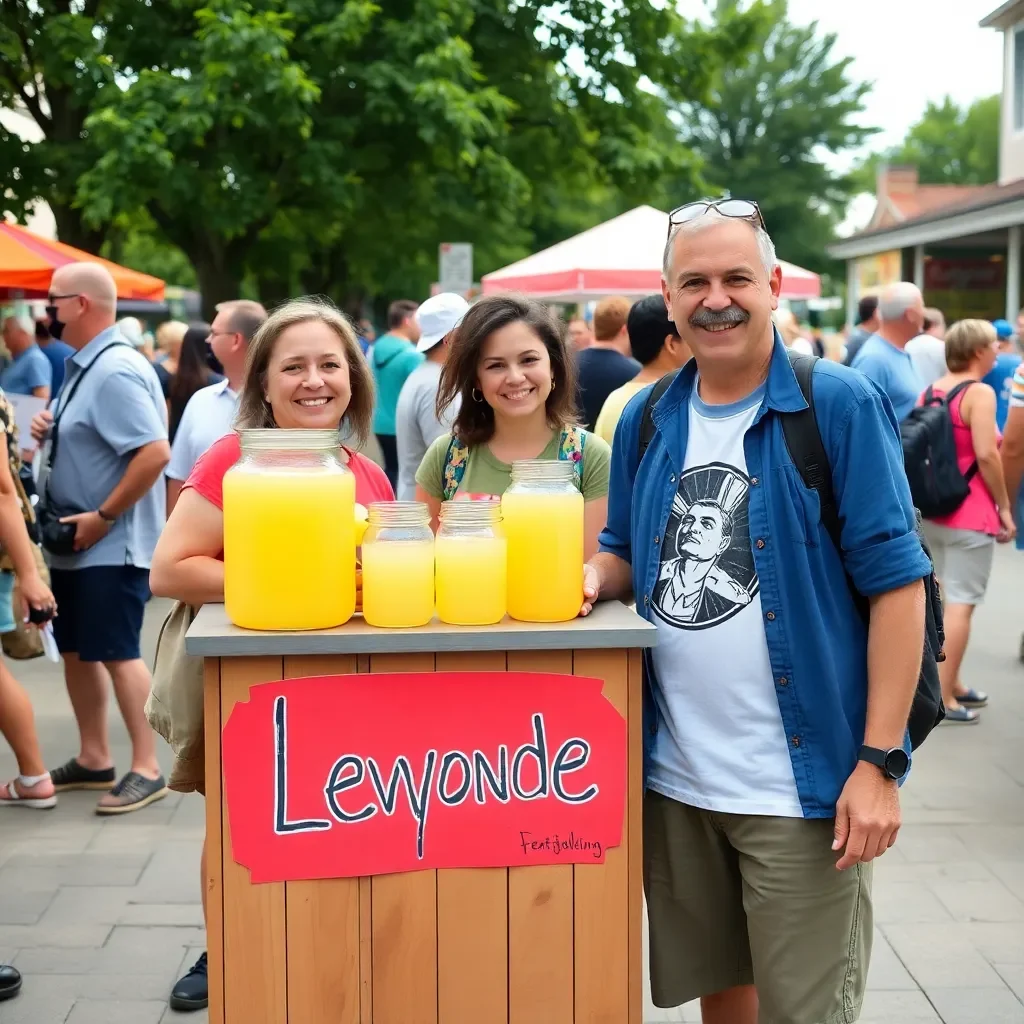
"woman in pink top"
921,319,1016,724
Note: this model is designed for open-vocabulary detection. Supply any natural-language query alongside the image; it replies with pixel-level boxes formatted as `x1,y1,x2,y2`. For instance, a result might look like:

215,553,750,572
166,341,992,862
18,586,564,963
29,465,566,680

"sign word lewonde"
222,672,627,882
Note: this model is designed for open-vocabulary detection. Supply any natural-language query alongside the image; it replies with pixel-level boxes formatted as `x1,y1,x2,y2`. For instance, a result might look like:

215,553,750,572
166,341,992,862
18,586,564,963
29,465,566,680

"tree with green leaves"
855,95,999,190
668,0,875,274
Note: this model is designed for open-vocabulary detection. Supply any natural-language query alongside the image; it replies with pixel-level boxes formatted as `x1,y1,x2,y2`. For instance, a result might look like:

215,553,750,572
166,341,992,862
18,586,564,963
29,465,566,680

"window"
1015,27,1024,131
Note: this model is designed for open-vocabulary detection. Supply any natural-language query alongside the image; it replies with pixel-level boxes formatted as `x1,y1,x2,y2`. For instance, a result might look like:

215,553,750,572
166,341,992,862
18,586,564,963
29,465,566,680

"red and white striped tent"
481,205,820,302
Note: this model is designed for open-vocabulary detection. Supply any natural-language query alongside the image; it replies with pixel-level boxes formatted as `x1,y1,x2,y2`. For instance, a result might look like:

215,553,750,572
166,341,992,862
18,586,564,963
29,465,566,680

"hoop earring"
550,378,556,391
472,388,484,403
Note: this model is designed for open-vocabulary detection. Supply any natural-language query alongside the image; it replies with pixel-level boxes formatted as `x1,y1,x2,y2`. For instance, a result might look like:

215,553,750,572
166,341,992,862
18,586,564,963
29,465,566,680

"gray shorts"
921,522,994,605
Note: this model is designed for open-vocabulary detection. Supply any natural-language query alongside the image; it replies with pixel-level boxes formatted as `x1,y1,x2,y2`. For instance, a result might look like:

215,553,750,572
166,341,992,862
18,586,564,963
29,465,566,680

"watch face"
884,748,910,779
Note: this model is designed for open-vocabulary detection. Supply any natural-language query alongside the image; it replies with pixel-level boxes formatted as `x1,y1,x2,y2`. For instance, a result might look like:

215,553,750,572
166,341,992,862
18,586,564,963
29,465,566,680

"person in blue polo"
983,317,1021,431
579,199,931,1024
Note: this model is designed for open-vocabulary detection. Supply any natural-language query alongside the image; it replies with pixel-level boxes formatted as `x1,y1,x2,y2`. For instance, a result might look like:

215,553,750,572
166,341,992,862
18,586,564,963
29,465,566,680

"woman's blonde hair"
945,319,996,373
773,309,802,347
155,320,188,350
235,297,374,441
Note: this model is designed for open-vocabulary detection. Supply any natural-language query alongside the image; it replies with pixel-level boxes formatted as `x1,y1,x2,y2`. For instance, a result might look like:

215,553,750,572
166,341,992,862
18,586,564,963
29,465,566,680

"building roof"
887,185,990,221
980,0,1024,29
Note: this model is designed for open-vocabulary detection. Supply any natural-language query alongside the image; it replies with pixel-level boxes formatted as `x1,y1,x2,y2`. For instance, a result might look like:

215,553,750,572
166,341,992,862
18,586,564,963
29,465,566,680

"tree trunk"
194,255,244,322
49,202,107,256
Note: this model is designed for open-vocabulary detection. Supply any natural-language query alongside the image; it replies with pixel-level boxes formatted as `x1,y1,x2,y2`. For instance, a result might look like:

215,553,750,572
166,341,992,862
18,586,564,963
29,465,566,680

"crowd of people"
0,196,1018,1022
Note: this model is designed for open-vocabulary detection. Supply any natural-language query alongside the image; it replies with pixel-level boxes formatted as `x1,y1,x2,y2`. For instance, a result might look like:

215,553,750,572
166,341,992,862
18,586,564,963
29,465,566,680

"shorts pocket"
773,463,822,547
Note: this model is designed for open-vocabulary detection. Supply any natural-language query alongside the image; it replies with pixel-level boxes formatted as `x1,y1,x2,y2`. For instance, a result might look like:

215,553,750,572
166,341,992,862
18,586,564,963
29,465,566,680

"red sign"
222,672,626,882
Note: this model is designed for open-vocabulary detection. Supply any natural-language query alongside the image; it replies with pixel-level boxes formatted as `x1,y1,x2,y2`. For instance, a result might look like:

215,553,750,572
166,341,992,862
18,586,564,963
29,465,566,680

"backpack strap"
559,426,586,490
779,351,870,622
441,436,470,500
637,370,682,466
934,379,980,483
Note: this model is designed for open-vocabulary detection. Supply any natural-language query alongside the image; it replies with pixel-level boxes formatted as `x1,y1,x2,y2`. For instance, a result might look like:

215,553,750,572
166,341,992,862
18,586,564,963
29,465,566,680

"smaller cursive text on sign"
222,672,626,882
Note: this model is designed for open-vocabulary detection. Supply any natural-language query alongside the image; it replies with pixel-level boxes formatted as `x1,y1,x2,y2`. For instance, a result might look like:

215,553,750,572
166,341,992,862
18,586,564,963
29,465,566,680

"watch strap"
857,745,887,767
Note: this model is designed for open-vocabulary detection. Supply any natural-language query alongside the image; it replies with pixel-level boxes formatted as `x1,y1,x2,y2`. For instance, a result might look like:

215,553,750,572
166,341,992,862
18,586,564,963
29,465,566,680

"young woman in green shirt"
414,294,611,557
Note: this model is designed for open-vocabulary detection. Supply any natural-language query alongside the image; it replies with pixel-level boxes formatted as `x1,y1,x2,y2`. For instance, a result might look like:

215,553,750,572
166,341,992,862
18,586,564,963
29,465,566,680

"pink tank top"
926,384,1000,534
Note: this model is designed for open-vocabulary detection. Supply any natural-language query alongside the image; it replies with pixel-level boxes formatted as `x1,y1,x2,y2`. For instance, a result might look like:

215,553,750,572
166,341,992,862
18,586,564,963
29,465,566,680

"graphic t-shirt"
647,383,802,817
416,429,611,502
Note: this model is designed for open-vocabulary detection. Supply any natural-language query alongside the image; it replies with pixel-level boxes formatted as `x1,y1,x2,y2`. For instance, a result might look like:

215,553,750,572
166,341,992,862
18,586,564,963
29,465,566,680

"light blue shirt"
0,345,52,396
851,334,923,422
44,327,168,570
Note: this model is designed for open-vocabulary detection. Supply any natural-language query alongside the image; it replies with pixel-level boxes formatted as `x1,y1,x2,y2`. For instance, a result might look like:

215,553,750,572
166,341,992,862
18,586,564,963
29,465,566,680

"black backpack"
900,382,978,519
638,351,945,750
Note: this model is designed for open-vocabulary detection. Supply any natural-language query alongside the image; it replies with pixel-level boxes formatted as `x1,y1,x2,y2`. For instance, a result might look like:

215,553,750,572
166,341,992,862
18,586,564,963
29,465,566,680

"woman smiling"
414,294,610,557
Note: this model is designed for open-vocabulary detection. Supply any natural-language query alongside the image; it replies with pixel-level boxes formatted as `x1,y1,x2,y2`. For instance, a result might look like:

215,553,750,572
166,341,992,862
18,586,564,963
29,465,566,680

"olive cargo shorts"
644,790,873,1024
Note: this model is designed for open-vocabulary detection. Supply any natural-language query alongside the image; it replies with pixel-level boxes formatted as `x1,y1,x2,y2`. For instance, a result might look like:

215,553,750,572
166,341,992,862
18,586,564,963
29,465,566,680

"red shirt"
184,434,394,515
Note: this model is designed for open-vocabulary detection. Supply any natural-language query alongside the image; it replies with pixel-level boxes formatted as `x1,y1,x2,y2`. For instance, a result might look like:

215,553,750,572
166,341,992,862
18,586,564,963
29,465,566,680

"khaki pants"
644,790,872,1024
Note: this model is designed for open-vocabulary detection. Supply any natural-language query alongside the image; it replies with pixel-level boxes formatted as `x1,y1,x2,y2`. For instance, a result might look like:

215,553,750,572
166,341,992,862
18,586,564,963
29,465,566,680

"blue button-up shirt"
599,335,932,818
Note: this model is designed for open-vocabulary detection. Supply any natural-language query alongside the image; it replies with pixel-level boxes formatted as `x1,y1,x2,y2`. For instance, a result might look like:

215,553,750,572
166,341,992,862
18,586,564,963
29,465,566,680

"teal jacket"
370,334,424,435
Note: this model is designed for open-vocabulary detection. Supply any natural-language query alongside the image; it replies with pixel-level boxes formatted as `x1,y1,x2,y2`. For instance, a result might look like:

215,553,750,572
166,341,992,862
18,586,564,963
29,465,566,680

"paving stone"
928,878,1024,922
0,853,150,889
65,999,167,1024
160,1008,209,1024
8,974,177,1002
37,887,132,927
130,845,203,905
10,947,103,975
0,886,57,925
97,926,206,975
876,859,999,885
955,826,1024,863
989,861,1024,902
0,924,111,950
867,932,918,990
994,964,1024,1001
0,990,75,1024
964,923,1024,964
858,989,942,1022
882,923,1007,988
890,826,972,863
872,881,953,924
926,986,1024,1024
117,903,204,927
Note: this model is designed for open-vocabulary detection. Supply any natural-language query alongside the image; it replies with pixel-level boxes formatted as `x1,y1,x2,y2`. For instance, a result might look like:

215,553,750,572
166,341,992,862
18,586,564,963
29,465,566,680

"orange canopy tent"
0,220,165,301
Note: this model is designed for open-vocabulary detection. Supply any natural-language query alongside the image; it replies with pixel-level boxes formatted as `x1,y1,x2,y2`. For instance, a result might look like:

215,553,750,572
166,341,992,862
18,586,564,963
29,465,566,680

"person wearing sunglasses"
580,198,932,1024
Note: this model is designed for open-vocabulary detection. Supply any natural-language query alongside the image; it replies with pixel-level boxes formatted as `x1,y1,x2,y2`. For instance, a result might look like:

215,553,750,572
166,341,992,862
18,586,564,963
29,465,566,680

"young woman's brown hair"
436,294,579,446
235,297,375,441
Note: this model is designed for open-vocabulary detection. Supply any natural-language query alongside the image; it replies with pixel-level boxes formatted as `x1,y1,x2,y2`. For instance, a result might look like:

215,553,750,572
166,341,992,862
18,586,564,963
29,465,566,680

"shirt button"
644,594,650,606
778,676,789,686
756,538,766,549
791,735,801,748
750,476,759,485
670,474,676,484
766,610,776,621
654,536,660,545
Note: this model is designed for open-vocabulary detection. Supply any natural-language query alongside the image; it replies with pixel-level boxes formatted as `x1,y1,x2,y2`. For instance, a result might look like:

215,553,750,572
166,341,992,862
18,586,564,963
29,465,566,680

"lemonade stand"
186,435,657,1024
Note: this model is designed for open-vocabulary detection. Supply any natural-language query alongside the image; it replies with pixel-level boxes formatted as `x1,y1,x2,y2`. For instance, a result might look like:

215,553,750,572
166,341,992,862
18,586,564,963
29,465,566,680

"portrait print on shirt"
652,461,758,630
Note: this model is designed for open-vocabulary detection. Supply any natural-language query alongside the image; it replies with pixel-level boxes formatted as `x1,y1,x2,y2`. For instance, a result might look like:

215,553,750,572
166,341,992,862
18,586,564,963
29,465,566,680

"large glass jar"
501,459,583,623
362,502,435,628
223,429,355,630
435,499,506,625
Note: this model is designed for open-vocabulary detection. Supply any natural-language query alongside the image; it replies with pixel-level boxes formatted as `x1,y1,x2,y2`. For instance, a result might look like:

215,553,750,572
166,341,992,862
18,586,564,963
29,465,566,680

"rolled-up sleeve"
832,386,931,596
597,396,644,565
95,370,168,456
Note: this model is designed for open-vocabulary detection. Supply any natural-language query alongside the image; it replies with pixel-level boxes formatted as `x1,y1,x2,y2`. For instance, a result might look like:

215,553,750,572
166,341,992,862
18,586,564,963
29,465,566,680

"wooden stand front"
191,604,653,1024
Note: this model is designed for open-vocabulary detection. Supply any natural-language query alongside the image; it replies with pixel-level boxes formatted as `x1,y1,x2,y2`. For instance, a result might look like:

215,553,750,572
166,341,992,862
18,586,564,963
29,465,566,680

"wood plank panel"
204,658,225,1024
283,655,360,1024
357,652,372,1024
435,651,508,1024
369,652,438,1024
221,656,287,1024
572,649,629,1024
507,649,574,1024
626,650,644,1024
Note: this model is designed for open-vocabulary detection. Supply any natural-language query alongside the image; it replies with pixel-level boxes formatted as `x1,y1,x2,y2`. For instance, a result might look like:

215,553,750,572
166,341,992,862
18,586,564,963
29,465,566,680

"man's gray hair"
878,282,923,321
662,209,778,280
2,314,34,335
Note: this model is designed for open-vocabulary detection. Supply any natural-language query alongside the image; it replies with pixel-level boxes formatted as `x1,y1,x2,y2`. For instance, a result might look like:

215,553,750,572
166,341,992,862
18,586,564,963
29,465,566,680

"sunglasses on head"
667,199,766,237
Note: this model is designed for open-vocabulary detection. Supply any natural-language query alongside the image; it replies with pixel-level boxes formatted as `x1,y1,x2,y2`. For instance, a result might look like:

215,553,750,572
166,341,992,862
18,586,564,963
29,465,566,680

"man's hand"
30,408,53,445
59,511,112,552
580,563,601,617
832,761,901,870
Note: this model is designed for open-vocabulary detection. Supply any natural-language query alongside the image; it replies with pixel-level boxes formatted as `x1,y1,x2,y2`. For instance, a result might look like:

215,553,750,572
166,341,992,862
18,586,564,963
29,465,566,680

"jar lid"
509,458,575,483
439,498,501,524
238,428,342,452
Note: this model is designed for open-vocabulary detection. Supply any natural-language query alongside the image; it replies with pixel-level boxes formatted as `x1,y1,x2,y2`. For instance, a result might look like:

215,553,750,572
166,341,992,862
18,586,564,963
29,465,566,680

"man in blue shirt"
1,314,52,401
34,319,74,396
580,202,930,1024
983,317,1020,431
851,281,925,420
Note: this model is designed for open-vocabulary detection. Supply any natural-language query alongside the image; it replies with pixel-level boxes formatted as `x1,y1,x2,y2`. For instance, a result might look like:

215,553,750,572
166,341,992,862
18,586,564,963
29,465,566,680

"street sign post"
439,242,473,295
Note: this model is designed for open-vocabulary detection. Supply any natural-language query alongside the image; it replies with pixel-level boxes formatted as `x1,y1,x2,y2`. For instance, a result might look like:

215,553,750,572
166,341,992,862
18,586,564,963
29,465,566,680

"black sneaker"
0,964,22,1002
169,951,208,1011
95,771,168,816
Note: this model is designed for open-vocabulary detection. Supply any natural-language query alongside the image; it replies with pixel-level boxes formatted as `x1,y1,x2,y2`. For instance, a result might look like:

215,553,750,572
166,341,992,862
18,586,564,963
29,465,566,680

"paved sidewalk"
1,550,1022,1024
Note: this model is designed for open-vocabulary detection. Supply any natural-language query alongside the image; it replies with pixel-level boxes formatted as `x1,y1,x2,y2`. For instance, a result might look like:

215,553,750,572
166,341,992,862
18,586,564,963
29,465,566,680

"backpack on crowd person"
899,383,978,519
639,351,946,749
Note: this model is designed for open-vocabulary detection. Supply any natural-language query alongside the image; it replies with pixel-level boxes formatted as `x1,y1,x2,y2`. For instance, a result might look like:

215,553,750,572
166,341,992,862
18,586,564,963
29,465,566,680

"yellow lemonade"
435,535,507,625
362,540,435,627
501,490,583,622
224,467,356,630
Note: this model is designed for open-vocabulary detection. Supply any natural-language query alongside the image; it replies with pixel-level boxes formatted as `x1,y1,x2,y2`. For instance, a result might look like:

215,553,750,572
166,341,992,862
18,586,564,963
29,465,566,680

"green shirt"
415,429,611,501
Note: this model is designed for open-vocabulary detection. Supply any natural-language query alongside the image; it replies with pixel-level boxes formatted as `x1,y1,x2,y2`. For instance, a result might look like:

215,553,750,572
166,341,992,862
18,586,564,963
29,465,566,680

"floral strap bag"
441,427,586,500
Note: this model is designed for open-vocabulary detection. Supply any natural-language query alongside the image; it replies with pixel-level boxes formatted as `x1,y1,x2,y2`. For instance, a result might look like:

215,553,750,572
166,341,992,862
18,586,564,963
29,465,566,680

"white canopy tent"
481,205,821,303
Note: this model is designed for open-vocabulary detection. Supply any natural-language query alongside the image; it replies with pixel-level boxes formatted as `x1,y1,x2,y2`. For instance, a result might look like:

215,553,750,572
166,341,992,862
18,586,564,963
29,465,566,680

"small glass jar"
501,459,584,623
362,501,435,628
435,499,506,625
223,429,356,630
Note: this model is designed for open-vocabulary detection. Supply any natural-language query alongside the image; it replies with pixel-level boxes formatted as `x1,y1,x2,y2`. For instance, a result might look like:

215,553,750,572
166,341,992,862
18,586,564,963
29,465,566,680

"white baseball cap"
415,292,470,353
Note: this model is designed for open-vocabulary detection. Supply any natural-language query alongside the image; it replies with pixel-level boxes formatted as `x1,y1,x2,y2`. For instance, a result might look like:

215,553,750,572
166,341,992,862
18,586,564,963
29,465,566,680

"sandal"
941,706,980,725
49,757,116,792
954,688,988,708
0,775,57,809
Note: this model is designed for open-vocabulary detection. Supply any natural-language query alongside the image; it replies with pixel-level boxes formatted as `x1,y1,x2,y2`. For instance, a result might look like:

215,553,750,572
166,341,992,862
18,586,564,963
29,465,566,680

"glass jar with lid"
501,459,583,622
362,501,435,628
223,428,356,630
435,499,506,625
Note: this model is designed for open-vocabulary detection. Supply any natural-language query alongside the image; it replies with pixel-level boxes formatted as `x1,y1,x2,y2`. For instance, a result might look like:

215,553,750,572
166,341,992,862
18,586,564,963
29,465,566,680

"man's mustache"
689,305,751,329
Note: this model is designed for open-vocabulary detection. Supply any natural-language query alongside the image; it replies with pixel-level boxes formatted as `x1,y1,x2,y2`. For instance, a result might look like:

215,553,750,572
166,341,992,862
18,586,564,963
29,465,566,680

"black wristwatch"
96,507,116,523
858,744,910,780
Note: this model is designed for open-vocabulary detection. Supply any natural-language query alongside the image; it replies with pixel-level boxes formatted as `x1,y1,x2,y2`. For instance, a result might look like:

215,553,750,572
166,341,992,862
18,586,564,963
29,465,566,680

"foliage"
670,0,876,274
854,95,1000,191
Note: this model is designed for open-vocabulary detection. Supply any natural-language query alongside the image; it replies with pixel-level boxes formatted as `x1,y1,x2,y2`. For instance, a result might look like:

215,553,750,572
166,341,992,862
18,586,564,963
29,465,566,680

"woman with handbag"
0,389,59,816
148,297,392,1013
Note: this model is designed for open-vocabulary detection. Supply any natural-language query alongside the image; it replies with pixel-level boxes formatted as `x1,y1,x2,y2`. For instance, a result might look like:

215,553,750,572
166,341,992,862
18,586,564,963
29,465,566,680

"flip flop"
954,688,988,708
941,706,980,725
0,777,57,809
